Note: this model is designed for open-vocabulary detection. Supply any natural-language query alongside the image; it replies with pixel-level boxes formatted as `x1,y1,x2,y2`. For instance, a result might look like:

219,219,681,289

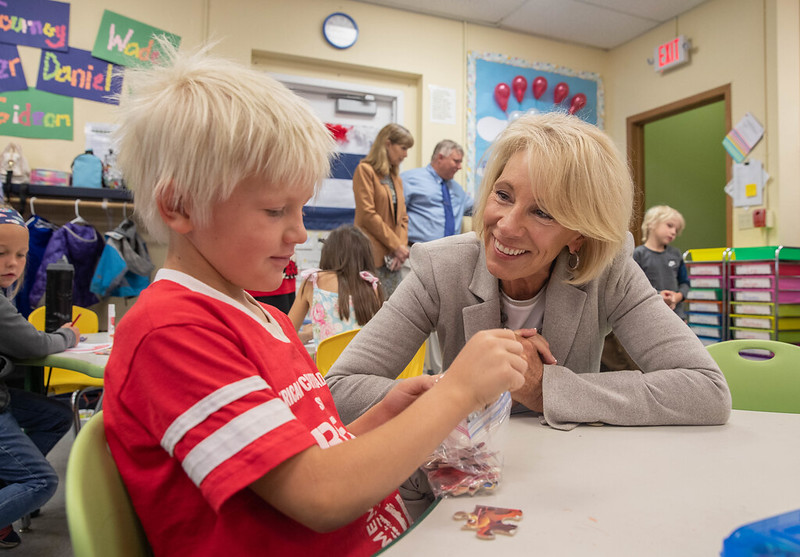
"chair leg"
70,390,82,435
72,387,104,433
18,513,31,533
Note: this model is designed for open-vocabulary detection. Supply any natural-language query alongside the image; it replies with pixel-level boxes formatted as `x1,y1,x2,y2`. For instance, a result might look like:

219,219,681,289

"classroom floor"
12,430,73,556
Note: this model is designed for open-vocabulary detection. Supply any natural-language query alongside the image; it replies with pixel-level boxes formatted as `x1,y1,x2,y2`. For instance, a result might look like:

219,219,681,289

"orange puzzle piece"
453,505,523,540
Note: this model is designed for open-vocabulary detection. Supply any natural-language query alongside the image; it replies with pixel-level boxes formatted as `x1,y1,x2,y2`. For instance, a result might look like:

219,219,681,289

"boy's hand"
509,330,549,412
660,290,679,310
380,374,437,419
444,329,526,412
515,328,556,364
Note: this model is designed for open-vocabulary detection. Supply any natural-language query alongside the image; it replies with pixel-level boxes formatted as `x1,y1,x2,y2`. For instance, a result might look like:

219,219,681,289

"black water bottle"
44,258,74,333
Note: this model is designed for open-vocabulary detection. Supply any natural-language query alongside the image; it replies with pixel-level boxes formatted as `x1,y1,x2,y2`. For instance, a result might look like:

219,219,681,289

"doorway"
627,85,732,250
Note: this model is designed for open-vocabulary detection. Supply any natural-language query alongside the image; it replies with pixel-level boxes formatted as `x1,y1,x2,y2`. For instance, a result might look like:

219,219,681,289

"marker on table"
71,313,82,327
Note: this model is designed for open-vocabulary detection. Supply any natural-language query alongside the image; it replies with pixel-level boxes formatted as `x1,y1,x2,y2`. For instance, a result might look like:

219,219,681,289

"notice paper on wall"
722,112,764,163
724,159,768,207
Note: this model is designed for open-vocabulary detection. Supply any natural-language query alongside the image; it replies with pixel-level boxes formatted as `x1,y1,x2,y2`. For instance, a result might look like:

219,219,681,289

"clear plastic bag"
423,391,512,497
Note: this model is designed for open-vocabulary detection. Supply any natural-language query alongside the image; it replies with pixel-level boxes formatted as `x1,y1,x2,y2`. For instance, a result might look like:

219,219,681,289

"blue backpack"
71,150,104,188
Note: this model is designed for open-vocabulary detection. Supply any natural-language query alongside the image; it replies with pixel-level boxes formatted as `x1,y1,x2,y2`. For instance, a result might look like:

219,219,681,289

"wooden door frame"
626,84,732,246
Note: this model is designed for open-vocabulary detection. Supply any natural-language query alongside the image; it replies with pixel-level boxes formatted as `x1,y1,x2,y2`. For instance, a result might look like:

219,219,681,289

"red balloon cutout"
569,93,587,115
553,82,569,104
494,82,511,112
511,75,527,103
532,76,547,100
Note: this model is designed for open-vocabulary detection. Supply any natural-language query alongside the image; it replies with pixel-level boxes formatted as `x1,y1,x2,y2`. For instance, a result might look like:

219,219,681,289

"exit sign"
654,35,690,72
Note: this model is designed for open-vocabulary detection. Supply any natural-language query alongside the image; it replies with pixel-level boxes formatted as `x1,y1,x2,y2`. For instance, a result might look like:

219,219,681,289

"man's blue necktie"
441,181,455,236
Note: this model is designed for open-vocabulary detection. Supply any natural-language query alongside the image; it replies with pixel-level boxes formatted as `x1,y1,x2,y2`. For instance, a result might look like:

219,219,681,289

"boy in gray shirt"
633,205,690,320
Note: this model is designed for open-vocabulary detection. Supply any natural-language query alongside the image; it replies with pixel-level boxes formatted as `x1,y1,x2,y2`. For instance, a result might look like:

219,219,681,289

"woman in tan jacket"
353,123,414,296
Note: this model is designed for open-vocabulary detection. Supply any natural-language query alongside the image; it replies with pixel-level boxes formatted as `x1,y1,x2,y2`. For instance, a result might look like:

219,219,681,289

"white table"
383,410,800,556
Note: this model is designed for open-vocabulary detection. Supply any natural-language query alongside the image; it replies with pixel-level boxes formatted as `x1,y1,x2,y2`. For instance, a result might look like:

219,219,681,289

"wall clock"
323,12,358,49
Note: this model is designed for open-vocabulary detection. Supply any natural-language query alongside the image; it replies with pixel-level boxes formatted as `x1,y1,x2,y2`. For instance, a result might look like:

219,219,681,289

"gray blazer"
326,232,731,430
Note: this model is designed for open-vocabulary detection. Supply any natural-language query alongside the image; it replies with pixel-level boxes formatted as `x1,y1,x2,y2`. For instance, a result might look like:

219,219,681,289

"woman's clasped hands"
509,328,557,413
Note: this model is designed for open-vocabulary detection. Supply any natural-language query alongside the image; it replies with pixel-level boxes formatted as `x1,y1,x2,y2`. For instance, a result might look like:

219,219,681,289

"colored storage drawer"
730,314,800,330
687,288,723,301
731,276,800,289
690,276,723,288
687,263,722,275
688,312,722,326
729,246,800,261
729,327,800,343
689,324,722,338
730,289,800,303
686,301,722,313
730,302,800,317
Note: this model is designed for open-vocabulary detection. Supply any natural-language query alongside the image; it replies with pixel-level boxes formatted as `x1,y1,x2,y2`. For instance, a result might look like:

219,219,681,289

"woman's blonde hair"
473,112,634,284
361,123,414,177
115,38,336,242
641,205,685,242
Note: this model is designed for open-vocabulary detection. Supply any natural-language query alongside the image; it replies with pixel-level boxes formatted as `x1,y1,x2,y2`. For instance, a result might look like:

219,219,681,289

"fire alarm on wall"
753,208,767,227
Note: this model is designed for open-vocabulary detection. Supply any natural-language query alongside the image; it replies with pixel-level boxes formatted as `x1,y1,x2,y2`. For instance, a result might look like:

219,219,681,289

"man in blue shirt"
401,140,473,375
401,140,473,246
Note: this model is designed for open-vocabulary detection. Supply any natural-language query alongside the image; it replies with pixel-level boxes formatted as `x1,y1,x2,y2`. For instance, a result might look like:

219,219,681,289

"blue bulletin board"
467,52,604,195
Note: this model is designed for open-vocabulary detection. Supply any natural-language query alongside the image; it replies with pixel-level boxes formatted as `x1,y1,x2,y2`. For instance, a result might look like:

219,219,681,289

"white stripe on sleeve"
161,376,269,456
181,399,296,487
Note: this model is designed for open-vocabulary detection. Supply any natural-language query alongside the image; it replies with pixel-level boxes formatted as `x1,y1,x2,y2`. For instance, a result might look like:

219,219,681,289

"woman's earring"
568,250,580,270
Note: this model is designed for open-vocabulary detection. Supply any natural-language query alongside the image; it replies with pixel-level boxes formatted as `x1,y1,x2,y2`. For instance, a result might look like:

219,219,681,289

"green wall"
643,102,727,252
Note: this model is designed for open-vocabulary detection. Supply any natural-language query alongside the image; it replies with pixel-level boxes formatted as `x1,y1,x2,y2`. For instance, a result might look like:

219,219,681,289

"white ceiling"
352,0,709,50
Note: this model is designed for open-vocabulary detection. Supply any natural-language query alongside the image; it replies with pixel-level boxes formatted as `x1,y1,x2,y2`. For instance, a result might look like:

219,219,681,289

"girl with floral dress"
288,225,385,348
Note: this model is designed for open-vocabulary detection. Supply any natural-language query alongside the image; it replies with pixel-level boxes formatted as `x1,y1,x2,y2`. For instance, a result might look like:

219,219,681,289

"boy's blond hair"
641,205,685,243
116,39,336,242
472,112,634,285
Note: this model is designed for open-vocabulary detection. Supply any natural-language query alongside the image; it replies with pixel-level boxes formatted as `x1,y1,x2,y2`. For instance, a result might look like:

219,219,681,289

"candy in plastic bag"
423,391,512,497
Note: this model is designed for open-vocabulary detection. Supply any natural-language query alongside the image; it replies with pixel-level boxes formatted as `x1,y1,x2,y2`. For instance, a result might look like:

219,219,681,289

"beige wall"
8,0,798,249
608,0,799,246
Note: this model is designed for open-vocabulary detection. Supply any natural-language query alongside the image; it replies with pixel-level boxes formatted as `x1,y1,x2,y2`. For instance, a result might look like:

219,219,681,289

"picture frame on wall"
466,52,604,196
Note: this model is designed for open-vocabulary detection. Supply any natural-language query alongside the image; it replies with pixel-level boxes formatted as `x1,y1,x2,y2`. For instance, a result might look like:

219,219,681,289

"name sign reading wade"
92,10,181,68
36,47,123,105
0,0,69,51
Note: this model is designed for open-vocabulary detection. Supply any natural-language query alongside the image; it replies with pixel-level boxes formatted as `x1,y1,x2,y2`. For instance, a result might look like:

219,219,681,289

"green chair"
66,411,153,557
707,339,800,413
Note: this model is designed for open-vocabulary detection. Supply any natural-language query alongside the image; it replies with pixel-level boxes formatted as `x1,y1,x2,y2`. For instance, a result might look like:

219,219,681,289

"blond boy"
102,41,526,557
634,205,689,318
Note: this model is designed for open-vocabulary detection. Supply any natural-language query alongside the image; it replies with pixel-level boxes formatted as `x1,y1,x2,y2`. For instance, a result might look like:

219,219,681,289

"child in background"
634,205,690,319
0,206,78,549
247,255,298,314
102,40,526,557
288,225,384,347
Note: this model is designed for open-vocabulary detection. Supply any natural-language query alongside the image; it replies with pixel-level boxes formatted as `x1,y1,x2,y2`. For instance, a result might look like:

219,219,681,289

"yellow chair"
28,305,103,431
707,339,800,413
315,329,360,377
396,342,426,379
66,411,153,557
314,328,426,379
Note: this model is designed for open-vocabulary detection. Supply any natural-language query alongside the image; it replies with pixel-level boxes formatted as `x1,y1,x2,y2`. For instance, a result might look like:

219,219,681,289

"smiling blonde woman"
329,112,731,432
